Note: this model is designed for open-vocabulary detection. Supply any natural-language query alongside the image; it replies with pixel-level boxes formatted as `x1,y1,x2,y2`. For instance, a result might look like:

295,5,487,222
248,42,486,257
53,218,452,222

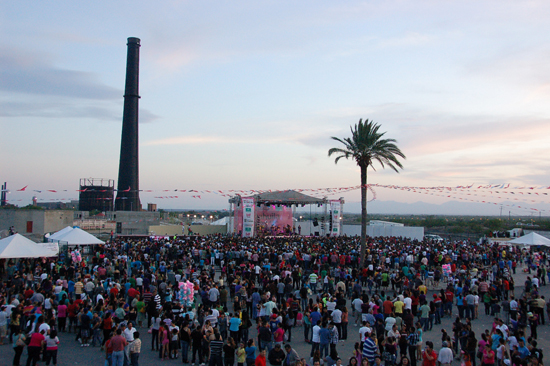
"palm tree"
328,119,405,268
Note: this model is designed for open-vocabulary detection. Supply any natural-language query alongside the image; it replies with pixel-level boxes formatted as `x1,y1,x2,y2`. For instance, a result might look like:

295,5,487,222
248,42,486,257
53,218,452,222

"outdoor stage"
229,190,344,238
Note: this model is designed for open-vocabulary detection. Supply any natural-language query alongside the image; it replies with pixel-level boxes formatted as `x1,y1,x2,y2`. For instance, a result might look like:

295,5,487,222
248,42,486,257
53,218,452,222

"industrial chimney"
115,37,141,211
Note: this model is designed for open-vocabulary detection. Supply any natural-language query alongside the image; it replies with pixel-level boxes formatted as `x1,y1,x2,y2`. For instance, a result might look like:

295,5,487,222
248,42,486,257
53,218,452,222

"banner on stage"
242,197,255,238
330,200,341,237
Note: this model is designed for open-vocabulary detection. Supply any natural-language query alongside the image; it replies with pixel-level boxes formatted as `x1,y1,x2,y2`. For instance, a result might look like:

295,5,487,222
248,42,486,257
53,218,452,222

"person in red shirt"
101,313,113,349
67,300,78,333
422,341,437,366
110,329,128,366
383,296,394,315
110,286,119,297
433,294,442,324
104,331,114,366
27,329,46,366
127,287,140,300
255,349,267,366
445,290,454,317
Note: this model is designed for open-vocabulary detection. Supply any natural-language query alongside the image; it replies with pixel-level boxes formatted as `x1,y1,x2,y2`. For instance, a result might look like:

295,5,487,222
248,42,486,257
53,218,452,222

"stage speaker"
314,231,320,236
313,219,319,227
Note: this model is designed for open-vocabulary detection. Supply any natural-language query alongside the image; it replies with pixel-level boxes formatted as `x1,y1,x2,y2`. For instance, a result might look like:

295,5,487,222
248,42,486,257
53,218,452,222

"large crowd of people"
0,233,548,366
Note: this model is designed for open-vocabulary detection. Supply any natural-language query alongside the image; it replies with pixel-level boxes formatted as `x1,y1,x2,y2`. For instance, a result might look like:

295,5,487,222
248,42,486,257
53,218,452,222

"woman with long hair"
353,342,362,365
397,356,410,366
9,309,21,343
245,339,256,366
224,336,237,366
100,312,113,349
44,329,60,366
12,327,26,366
310,350,324,366
341,307,349,340
159,323,170,360
241,310,252,343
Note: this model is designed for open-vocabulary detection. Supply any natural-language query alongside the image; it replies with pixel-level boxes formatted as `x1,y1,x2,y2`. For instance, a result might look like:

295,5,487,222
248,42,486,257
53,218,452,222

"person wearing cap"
527,312,538,340
437,341,453,366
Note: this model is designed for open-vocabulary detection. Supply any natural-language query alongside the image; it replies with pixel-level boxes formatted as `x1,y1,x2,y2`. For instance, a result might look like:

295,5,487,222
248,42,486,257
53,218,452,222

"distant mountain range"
342,200,540,216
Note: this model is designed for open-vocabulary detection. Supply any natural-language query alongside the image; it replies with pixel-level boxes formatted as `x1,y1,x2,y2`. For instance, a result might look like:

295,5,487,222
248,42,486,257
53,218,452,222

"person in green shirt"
309,273,318,294
135,297,146,327
381,272,389,288
419,302,430,331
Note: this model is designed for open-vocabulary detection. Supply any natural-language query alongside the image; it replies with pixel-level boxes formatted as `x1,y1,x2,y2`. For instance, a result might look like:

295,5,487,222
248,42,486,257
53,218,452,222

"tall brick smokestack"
115,37,141,211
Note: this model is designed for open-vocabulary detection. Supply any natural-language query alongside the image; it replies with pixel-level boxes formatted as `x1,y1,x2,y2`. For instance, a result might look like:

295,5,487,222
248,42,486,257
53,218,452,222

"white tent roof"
509,232,550,247
0,234,59,258
48,226,74,241
52,227,104,245
211,217,230,225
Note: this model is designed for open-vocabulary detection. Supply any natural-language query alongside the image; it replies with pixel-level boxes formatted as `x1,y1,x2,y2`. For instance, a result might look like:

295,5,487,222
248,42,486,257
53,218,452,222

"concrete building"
0,209,74,237
114,211,161,235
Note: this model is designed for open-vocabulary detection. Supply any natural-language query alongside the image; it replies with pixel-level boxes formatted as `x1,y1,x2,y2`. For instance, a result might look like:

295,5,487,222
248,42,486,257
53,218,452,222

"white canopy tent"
509,232,550,247
51,227,104,246
47,226,74,241
0,234,59,258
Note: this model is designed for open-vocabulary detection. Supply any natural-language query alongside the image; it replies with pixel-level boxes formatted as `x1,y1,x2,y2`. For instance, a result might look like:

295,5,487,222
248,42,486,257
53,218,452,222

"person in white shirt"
0,306,8,345
311,321,321,346
38,321,51,335
123,322,137,342
496,319,509,340
385,315,396,332
403,297,412,311
358,322,371,343
387,324,399,339
509,297,519,320
332,308,342,325
352,298,363,325
326,299,336,313
437,342,454,365
263,298,277,317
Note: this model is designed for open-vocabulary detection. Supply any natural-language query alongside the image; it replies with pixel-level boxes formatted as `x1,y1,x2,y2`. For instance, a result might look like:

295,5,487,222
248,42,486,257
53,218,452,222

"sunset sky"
1,1,550,215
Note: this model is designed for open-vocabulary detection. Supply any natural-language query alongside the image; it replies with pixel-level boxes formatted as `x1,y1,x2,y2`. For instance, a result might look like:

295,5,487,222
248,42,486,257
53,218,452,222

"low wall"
148,224,227,236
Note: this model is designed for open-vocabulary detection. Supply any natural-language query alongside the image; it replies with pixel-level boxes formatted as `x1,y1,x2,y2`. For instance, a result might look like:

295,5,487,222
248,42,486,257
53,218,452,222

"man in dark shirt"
191,325,204,364
259,321,273,352
268,344,286,366
209,333,224,366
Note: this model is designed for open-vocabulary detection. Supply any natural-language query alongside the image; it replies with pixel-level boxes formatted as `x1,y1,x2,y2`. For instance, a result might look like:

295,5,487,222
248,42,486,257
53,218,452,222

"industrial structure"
78,178,115,212
115,37,142,211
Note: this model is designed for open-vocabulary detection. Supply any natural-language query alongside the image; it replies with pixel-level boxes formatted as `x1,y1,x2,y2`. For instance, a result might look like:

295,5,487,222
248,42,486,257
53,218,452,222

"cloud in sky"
0,46,159,122
0,47,120,99
3,1,550,213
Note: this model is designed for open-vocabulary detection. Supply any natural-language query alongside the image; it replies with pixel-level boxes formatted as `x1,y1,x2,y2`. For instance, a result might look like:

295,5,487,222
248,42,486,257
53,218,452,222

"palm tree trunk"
360,163,367,269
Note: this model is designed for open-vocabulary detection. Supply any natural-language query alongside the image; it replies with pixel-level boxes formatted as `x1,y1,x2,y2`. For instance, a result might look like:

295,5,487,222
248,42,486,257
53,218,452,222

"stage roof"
229,190,327,205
